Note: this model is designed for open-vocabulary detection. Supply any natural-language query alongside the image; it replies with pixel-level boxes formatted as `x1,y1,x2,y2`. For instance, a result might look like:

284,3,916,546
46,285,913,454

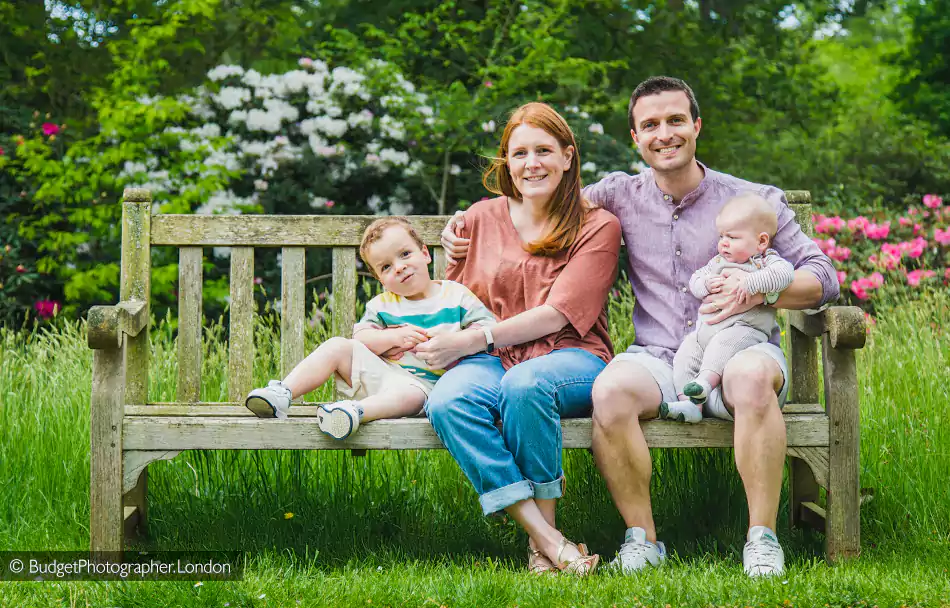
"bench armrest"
787,306,867,350
88,301,149,350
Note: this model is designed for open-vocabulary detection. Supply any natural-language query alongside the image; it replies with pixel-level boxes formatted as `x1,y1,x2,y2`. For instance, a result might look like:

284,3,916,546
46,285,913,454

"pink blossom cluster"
33,300,61,318
812,237,851,262
850,272,884,301
811,193,950,306
906,270,937,286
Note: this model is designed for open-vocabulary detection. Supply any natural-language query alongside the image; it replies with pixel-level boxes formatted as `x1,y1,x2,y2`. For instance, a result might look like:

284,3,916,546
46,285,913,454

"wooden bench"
88,187,866,561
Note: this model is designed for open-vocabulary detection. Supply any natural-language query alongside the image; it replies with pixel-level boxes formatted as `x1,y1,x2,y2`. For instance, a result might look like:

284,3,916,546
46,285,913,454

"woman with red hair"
414,103,620,575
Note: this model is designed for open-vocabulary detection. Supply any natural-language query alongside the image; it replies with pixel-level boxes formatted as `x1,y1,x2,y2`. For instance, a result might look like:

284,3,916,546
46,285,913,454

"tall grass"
1,291,949,605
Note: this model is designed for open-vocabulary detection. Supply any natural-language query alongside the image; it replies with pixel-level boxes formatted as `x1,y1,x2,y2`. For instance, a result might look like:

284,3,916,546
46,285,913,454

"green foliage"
894,0,950,140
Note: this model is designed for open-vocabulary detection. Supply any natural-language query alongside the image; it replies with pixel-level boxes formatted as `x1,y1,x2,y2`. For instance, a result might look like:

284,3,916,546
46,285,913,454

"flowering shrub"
813,194,950,310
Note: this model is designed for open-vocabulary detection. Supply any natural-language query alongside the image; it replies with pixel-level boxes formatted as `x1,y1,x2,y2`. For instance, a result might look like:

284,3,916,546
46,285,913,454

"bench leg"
90,348,125,552
822,337,861,562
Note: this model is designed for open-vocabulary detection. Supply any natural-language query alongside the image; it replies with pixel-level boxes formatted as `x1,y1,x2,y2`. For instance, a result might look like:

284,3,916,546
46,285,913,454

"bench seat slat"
122,414,829,450
125,403,827,416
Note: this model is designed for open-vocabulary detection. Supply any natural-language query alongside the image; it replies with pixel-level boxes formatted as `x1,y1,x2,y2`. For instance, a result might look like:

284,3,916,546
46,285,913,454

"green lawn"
1,292,948,607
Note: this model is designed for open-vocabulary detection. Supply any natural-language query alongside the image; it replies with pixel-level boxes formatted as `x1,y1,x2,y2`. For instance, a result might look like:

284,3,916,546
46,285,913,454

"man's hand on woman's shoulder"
440,210,469,261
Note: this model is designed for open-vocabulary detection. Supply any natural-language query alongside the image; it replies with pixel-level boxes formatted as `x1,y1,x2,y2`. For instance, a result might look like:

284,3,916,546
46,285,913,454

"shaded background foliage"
2,0,950,325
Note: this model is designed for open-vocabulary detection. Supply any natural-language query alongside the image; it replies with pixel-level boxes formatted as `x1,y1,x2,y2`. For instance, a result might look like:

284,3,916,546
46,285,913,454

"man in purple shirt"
440,77,839,577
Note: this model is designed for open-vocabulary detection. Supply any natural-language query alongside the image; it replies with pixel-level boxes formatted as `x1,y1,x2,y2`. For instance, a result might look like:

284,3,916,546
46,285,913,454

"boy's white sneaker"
609,527,666,574
317,401,362,440
743,526,785,577
245,380,292,419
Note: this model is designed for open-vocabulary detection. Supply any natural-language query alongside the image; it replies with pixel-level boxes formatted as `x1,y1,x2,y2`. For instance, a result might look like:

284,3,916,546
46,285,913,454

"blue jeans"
425,348,606,515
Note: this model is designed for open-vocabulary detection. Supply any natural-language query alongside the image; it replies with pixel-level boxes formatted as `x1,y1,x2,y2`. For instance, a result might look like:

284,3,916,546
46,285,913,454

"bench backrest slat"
177,247,204,402
228,247,255,403
152,215,448,247
331,247,357,400
280,247,307,378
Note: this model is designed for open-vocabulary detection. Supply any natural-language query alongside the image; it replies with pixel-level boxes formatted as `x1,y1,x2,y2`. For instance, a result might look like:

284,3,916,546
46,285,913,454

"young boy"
662,193,795,423
245,217,496,439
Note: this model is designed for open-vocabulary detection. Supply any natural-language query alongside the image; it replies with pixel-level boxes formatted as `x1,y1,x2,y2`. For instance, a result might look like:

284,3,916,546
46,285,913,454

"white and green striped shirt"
353,280,496,385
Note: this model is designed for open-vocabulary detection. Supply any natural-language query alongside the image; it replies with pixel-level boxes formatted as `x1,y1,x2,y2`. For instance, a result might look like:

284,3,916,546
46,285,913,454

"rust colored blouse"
447,196,621,369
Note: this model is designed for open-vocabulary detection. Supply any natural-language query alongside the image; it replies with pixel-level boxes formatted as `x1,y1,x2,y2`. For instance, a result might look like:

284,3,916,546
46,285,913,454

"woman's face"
506,124,573,204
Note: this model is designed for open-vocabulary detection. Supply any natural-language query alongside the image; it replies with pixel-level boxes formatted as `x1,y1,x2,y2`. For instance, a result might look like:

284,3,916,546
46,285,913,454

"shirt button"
673,214,679,220
675,250,682,256
664,194,672,201
680,286,687,292
687,320,693,327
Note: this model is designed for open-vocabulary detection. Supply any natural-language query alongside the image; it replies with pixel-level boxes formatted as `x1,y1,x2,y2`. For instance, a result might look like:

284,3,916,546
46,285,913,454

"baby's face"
715,211,767,264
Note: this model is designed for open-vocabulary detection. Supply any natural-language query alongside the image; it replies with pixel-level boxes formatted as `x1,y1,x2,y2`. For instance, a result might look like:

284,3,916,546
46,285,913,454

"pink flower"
906,269,937,287
914,223,923,236
33,299,60,319
41,122,60,136
253,277,263,285
0,146,4,156
15,264,26,273
945,268,950,281
814,215,846,234
325,200,335,208
867,272,884,288
828,246,851,262
908,207,918,216
850,282,869,300
836,271,846,285
899,216,912,227
881,242,902,259
298,57,314,68
934,227,950,245
923,194,943,209
847,216,870,233
864,222,890,240
899,237,928,258
483,80,493,88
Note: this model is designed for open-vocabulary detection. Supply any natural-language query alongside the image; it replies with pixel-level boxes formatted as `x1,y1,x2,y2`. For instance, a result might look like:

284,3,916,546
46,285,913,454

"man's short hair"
628,76,701,132
359,217,426,277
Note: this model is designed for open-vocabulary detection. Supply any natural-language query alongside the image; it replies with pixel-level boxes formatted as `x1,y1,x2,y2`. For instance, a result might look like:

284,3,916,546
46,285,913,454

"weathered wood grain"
228,247,255,403
281,247,306,379
123,414,829,451
152,215,453,246
823,335,861,561
177,247,203,402
90,346,125,552
331,248,357,400
121,194,151,405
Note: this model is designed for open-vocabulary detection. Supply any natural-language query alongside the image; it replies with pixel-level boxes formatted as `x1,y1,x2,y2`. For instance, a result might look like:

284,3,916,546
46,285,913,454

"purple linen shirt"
583,162,840,365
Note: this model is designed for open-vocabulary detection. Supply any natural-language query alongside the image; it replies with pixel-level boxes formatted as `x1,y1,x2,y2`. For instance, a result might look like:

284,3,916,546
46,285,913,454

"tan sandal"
528,545,558,575
555,538,600,577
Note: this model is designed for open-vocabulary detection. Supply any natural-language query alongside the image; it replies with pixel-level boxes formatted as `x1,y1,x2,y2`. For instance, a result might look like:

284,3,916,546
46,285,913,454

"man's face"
630,90,701,174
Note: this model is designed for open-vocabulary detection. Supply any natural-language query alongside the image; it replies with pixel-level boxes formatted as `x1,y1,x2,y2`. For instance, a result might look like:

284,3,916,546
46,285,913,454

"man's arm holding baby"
702,190,839,323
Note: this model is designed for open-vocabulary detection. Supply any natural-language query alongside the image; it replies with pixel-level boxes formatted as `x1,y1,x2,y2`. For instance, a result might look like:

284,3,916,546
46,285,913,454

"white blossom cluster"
123,58,437,216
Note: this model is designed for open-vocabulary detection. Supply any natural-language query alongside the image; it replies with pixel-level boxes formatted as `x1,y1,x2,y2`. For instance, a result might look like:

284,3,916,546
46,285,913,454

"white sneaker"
743,526,785,577
245,380,292,419
317,401,362,440
610,527,666,574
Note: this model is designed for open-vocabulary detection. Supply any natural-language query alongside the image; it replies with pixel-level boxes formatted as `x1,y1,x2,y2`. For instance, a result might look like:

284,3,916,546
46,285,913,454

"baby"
245,217,496,439
662,193,795,423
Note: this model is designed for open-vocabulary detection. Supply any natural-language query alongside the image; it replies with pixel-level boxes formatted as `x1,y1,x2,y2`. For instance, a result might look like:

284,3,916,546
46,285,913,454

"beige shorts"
334,339,432,401
611,342,788,421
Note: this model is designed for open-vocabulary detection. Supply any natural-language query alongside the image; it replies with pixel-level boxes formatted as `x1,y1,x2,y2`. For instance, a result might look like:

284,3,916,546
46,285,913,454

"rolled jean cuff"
479,480,534,516
532,475,565,501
